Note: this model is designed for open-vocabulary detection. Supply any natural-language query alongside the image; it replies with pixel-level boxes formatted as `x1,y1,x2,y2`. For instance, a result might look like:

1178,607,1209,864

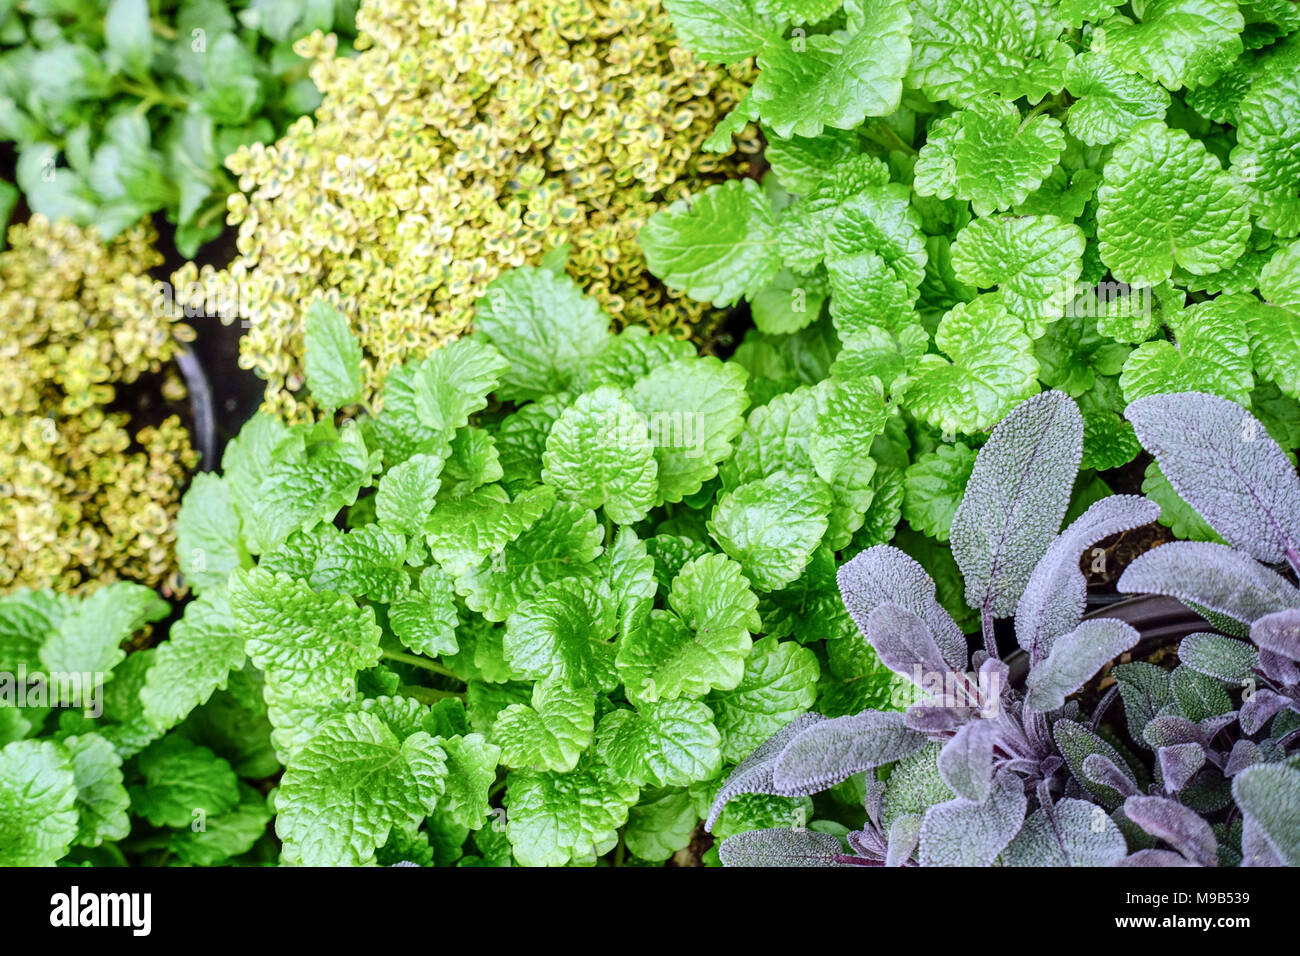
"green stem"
398,684,465,704
866,121,917,157
380,649,462,681
613,834,626,868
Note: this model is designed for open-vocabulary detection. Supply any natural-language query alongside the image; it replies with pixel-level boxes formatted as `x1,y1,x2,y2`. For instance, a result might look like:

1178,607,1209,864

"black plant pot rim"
1005,593,1209,689
175,346,217,470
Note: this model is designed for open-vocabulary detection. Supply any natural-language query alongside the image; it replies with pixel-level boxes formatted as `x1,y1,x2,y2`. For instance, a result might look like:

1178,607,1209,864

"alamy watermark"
595,407,708,459
0,664,103,718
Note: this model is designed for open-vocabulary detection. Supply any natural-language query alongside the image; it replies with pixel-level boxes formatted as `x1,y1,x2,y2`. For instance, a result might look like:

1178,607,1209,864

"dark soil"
667,825,714,867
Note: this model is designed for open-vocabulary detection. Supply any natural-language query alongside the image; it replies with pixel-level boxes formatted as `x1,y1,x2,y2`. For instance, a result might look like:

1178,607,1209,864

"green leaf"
277,710,447,865
616,553,760,702
822,184,928,337
376,453,445,535
455,499,603,622
388,564,460,657
129,736,239,829
493,679,595,773
141,589,245,731
750,0,912,137
915,97,1066,217
750,269,827,335
62,733,130,848
104,0,153,79
1230,70,1300,237
627,356,749,504
708,470,833,591
599,527,658,619
0,740,78,866
370,337,510,463
542,386,658,523
40,581,168,677
176,473,244,594
169,782,271,866
907,0,1073,106
708,637,820,762
951,214,1085,338
493,396,568,493
1119,299,1254,405
231,568,383,759
625,788,697,862
1097,120,1251,285
504,756,639,867
241,423,381,555
503,579,619,693
903,297,1041,434
303,299,363,410
903,442,977,542
595,699,722,787
661,0,778,63
1099,0,1244,91
641,179,780,307
474,266,609,401
1142,461,1225,542
764,128,863,195
424,484,555,577
308,525,409,604
437,733,500,830
1064,52,1171,146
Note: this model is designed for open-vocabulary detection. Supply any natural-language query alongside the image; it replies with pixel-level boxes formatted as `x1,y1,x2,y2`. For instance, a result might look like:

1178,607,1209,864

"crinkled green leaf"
1097,120,1251,284
1099,0,1244,91
493,679,595,773
641,178,780,307
751,0,911,137
276,710,447,866
141,589,244,731
1064,52,1171,145
388,564,460,658
0,739,78,866
503,579,618,693
303,299,363,410
40,581,168,677
627,356,749,504
708,470,832,591
951,213,1085,337
595,699,722,788
456,498,603,623
473,266,610,401
915,98,1066,217
176,473,245,594
907,0,1073,106
129,735,239,829
903,442,977,542
903,297,1041,434
231,568,383,760
542,386,658,524
62,733,129,848
504,756,639,867
708,637,820,762
1230,69,1300,237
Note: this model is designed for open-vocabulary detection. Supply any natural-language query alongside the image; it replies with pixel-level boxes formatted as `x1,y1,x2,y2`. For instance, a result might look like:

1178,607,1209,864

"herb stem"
865,121,917,157
380,649,462,680
981,605,998,660
1285,546,1300,580
398,685,465,704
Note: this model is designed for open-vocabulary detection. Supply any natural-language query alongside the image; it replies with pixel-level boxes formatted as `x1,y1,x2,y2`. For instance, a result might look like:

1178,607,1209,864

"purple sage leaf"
1126,392,1300,564
1123,794,1219,866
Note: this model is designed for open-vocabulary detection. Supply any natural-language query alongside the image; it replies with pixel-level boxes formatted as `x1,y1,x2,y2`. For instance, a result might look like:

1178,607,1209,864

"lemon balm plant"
119,263,918,867
646,0,1300,550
